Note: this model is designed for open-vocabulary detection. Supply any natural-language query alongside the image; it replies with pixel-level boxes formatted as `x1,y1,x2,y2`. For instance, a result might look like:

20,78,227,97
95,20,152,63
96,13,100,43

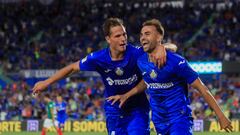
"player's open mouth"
142,42,149,46
120,43,126,47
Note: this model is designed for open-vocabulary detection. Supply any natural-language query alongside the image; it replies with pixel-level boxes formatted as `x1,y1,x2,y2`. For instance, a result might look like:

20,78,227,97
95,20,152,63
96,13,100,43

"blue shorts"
57,118,66,128
106,109,150,135
154,117,193,135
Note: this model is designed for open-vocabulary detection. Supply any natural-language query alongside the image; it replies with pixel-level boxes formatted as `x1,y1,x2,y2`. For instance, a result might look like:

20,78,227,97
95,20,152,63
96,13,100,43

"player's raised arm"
32,61,80,95
107,79,147,108
190,78,233,132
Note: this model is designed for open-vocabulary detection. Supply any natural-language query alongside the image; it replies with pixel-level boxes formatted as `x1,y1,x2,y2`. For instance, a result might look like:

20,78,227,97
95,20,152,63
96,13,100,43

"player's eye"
145,32,150,35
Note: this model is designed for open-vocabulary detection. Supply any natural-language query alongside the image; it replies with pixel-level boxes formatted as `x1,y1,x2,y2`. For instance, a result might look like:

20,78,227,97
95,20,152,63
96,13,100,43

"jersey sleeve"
172,54,198,84
79,53,97,71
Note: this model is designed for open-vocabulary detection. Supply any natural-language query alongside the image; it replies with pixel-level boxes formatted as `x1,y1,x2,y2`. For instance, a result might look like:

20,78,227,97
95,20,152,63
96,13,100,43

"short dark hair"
102,17,124,36
142,19,164,37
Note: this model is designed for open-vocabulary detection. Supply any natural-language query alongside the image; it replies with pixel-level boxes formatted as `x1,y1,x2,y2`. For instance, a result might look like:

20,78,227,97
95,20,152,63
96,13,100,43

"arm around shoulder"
47,61,80,85
32,61,80,94
163,43,178,52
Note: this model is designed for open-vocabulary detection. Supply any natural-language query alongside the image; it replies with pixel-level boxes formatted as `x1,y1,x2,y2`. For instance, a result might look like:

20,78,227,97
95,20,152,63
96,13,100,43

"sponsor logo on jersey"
106,74,138,86
146,82,174,89
106,77,114,85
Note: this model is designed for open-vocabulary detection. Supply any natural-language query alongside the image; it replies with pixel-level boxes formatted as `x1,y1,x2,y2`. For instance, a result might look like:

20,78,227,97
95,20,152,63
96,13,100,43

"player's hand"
106,94,128,108
150,45,166,68
163,43,178,52
219,115,233,132
32,80,49,96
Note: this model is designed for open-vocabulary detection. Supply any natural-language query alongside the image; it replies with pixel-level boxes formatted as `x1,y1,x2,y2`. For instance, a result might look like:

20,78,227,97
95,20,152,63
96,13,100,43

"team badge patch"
115,67,124,76
150,69,157,79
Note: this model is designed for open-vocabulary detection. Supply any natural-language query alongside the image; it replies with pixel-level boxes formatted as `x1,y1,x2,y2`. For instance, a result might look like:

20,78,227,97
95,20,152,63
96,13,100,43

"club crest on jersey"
150,70,157,79
115,67,124,76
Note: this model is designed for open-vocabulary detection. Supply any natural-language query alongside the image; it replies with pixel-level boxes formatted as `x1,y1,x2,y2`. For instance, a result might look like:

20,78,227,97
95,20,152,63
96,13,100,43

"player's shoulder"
167,51,187,66
137,52,148,65
90,48,108,58
81,48,109,64
127,43,144,57
127,43,140,49
127,43,143,51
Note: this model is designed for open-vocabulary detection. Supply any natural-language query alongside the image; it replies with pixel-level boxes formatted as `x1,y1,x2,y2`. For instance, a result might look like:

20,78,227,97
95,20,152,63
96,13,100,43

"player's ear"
157,34,163,43
105,36,110,44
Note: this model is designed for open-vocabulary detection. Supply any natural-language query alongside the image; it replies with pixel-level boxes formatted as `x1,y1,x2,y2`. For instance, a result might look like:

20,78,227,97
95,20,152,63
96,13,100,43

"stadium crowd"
0,77,105,121
0,1,240,122
0,1,240,72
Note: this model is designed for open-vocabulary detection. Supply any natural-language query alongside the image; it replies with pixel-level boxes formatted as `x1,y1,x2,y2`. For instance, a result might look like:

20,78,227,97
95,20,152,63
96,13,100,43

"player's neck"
109,48,124,61
148,53,154,62
148,45,161,62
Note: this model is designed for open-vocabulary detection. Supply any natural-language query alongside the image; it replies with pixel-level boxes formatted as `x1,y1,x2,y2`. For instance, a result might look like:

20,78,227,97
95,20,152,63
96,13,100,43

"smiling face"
140,25,162,53
105,25,127,53
140,19,164,53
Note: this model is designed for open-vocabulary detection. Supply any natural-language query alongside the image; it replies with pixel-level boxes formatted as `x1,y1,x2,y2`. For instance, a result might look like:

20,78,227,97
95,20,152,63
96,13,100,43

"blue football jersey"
56,101,67,120
79,44,149,115
137,51,198,124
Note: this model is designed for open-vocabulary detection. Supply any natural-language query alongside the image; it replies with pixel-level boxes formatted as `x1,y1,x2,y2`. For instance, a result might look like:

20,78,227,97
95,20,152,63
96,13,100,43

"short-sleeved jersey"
47,101,55,119
137,51,198,124
79,44,149,115
55,101,67,120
